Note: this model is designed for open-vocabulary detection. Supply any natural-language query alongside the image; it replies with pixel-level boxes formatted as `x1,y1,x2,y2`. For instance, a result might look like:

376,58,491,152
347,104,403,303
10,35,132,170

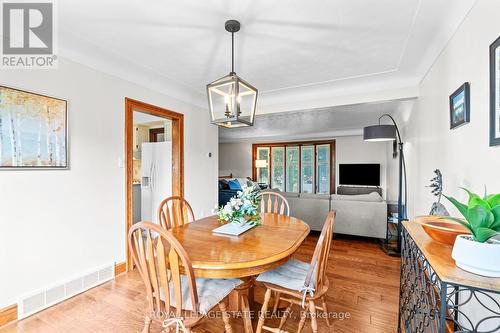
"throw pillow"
228,179,242,191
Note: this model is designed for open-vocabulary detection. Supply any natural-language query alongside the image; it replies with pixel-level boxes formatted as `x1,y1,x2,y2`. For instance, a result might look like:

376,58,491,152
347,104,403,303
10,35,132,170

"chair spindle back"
158,196,195,229
128,222,199,318
305,211,335,292
258,191,290,216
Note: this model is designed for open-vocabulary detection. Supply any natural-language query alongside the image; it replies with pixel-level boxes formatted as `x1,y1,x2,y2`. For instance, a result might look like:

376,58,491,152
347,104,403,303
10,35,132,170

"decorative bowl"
414,215,470,245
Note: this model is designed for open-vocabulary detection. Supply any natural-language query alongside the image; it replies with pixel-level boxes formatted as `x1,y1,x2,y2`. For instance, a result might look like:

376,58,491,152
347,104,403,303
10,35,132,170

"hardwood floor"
0,235,400,333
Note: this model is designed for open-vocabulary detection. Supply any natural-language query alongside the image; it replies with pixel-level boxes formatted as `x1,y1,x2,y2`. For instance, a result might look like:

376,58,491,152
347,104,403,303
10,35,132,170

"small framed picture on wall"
449,82,470,130
490,36,500,146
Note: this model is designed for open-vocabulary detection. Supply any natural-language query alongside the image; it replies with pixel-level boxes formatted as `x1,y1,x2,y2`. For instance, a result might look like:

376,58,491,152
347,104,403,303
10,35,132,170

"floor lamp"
363,114,407,254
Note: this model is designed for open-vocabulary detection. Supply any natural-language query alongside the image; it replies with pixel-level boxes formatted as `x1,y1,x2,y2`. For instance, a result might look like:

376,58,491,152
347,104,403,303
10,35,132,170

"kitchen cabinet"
133,125,149,153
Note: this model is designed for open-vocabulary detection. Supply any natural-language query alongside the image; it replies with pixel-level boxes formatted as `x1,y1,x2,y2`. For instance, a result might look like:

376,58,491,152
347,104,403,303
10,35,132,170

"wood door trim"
149,127,165,142
125,98,184,271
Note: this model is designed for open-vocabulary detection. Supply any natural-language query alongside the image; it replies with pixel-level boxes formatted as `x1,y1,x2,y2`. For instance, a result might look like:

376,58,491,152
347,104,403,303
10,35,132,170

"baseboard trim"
0,304,17,327
114,262,127,276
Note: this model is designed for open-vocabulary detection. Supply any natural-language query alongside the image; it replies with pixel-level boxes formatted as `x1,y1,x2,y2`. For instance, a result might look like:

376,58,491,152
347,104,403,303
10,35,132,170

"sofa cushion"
331,192,383,202
246,179,259,188
299,193,331,200
228,179,242,191
282,192,300,198
235,178,250,188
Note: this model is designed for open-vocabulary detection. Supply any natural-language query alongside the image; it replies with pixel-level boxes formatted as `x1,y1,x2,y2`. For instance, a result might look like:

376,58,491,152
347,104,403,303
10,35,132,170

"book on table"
212,223,256,236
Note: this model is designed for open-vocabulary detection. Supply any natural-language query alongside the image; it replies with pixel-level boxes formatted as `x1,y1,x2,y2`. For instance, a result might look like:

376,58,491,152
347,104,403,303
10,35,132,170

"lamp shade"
255,159,268,168
207,73,258,128
363,124,397,142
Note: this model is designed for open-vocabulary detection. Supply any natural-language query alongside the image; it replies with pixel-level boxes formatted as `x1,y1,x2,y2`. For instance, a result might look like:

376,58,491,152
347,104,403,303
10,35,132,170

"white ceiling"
58,0,476,112
219,99,416,143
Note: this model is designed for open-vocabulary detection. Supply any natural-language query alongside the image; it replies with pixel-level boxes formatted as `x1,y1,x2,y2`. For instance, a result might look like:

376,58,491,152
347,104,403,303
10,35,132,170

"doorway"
125,98,184,271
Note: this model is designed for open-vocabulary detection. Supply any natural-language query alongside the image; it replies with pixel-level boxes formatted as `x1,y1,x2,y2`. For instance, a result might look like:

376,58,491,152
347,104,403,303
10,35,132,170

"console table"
399,221,500,332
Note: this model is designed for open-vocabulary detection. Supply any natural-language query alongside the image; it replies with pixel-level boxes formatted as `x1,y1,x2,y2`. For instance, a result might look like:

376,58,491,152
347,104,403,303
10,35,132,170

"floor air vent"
18,263,115,319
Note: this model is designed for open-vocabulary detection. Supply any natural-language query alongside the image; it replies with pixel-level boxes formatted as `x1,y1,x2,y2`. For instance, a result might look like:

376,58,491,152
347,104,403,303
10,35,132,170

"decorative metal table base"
398,228,500,332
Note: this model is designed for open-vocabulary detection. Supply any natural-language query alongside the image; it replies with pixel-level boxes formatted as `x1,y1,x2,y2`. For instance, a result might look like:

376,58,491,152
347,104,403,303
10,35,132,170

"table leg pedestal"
229,276,255,333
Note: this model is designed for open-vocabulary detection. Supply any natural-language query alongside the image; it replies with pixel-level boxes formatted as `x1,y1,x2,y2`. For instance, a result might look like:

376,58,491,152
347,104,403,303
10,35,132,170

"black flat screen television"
339,164,380,186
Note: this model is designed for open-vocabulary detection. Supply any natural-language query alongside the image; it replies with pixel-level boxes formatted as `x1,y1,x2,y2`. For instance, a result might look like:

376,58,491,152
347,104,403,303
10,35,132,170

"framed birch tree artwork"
0,86,68,169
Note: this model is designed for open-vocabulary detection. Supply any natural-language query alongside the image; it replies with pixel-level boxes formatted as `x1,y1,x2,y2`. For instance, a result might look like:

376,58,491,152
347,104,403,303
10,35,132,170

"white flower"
223,204,233,214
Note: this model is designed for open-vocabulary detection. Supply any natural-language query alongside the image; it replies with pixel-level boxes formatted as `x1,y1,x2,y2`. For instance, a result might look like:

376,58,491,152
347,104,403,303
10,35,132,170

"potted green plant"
444,188,500,277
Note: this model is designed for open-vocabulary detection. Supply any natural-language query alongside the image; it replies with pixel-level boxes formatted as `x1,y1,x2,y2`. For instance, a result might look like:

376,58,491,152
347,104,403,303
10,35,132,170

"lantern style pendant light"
207,20,258,128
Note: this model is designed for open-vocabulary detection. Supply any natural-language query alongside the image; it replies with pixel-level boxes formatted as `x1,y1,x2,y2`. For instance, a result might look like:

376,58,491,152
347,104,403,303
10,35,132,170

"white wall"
218,143,253,178
0,58,218,308
219,136,394,199
402,2,500,327
404,0,500,218
335,136,393,200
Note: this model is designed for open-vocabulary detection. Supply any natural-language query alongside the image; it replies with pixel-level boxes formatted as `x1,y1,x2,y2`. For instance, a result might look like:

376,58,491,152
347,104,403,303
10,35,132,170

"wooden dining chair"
255,211,335,333
158,196,195,229
129,221,241,333
258,191,290,216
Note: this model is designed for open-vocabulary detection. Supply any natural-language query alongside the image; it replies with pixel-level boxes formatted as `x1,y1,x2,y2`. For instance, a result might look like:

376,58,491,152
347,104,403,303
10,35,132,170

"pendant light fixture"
207,20,258,128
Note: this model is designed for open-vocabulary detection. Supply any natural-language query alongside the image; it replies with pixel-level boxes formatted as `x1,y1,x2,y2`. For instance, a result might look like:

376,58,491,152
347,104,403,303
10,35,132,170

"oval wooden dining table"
170,213,310,333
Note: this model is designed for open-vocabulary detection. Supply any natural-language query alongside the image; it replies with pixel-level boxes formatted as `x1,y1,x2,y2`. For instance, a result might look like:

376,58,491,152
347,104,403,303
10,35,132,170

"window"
316,144,330,194
271,147,285,191
301,146,314,193
253,141,335,194
286,147,299,192
256,147,269,184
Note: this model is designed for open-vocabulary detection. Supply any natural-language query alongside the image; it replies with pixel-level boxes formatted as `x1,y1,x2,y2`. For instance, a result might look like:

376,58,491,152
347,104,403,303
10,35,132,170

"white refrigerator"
141,141,172,225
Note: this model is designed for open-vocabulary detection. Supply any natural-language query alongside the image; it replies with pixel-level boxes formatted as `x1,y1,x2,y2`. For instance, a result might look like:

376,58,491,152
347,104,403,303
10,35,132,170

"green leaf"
461,187,481,205
485,194,500,208
443,195,469,219
490,205,500,231
467,205,494,229
461,187,492,210
474,227,499,243
469,196,492,210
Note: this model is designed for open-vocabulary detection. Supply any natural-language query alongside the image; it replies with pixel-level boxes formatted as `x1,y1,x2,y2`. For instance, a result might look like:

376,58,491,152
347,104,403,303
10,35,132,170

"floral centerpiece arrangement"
215,185,262,225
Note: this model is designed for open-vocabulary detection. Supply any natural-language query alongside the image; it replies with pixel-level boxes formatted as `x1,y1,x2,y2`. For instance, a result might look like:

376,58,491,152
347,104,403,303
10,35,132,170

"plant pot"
452,235,500,277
